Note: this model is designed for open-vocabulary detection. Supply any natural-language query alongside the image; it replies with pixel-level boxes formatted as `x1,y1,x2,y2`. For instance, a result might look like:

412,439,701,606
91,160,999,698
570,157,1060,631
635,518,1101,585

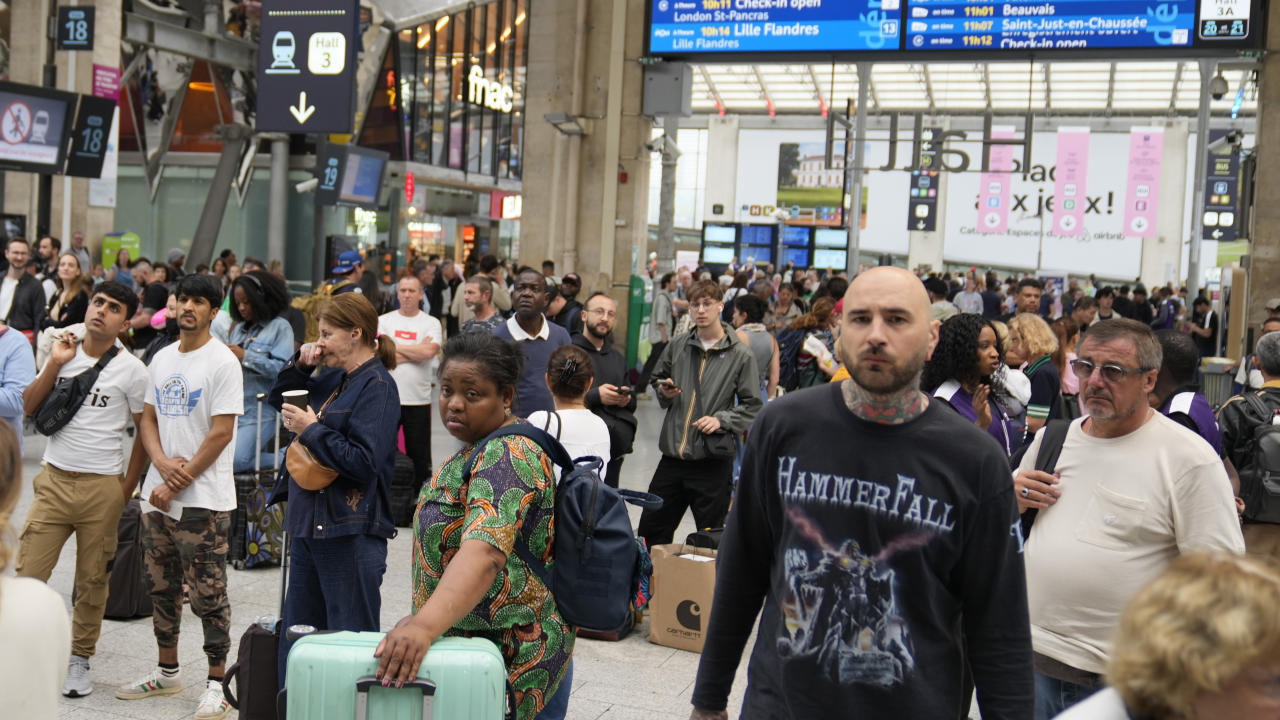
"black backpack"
775,328,807,392
463,424,663,632
1239,394,1280,524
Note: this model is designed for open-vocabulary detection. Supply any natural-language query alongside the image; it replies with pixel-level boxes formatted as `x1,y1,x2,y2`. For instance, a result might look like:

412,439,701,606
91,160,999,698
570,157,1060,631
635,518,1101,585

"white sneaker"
62,655,92,697
114,667,182,700
195,679,231,720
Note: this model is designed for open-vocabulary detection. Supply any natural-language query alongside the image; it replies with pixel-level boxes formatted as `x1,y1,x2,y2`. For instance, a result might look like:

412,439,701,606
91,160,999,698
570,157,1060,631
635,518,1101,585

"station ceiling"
691,61,1257,117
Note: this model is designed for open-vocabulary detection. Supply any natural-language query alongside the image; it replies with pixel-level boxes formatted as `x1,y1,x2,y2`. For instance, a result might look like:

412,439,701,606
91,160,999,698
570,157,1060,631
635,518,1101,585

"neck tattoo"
841,378,929,425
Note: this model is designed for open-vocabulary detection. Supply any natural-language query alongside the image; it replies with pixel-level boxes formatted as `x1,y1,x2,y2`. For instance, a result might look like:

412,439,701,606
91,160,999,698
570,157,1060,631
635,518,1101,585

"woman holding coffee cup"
267,292,401,685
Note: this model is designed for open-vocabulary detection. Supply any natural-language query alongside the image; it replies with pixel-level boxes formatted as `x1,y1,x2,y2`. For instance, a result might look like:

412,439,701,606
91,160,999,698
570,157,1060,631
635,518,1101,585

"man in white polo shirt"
378,273,443,497
1014,318,1244,719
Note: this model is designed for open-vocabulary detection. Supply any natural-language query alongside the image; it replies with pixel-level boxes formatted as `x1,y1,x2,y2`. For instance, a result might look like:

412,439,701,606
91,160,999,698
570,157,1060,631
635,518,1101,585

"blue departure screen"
905,0,1197,50
781,225,811,246
740,224,775,246
647,0,902,54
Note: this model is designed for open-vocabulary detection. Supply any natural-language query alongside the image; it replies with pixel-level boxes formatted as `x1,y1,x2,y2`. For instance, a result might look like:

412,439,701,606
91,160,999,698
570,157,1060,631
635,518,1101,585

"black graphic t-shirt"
692,382,1033,719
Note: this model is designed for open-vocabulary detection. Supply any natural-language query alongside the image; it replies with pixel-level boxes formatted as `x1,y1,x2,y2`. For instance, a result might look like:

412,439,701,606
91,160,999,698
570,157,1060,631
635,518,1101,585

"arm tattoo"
841,377,929,425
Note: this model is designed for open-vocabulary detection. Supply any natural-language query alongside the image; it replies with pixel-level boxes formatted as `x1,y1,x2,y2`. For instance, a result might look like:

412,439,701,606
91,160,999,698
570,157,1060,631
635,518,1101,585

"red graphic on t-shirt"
394,330,418,341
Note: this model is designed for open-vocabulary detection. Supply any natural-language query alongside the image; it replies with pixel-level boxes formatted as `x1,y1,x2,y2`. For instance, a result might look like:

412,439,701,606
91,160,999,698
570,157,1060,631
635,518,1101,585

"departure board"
646,0,1260,56
647,0,902,54
906,0,1197,50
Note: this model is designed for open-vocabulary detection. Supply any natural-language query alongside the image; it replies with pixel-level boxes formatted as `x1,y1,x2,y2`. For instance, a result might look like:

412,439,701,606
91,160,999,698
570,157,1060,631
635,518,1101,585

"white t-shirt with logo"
43,345,149,475
141,337,244,516
378,310,443,406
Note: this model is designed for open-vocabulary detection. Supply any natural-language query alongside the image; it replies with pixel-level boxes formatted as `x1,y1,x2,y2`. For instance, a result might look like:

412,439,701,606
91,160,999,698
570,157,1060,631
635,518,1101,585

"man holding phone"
638,280,762,547
572,292,636,488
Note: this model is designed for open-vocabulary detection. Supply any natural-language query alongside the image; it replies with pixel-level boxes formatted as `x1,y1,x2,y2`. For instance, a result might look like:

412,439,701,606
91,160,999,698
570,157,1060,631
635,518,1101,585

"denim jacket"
228,316,294,418
268,355,401,539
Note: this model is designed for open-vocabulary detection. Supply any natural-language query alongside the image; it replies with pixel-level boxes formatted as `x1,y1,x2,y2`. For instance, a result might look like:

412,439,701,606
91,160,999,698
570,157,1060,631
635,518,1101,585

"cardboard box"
648,544,718,653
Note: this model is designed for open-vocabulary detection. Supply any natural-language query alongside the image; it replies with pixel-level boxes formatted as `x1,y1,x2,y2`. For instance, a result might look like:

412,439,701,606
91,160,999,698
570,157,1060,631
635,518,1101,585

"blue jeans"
277,534,388,687
537,661,572,720
234,407,281,473
1034,671,1100,719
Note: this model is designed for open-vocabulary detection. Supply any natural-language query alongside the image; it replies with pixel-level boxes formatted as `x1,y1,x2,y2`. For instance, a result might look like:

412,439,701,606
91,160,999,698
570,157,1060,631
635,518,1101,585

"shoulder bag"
33,346,121,436
285,382,344,491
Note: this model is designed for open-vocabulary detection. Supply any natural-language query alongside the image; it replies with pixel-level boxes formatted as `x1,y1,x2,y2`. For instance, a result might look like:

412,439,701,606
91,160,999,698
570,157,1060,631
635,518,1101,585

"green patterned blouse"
412,432,575,720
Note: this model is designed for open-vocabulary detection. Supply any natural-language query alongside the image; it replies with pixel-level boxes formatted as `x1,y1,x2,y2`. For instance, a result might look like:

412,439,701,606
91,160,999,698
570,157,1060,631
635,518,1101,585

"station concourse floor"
23,393,753,720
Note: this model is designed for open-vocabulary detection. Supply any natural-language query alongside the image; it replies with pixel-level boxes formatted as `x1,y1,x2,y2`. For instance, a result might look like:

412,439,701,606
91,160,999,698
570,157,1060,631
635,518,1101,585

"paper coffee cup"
282,390,309,409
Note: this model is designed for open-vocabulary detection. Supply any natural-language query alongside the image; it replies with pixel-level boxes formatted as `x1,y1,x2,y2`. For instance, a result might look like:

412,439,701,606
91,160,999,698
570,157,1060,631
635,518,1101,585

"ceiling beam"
753,66,775,114
1042,62,1052,111
807,65,829,115
698,65,726,114
919,64,936,112
1170,62,1185,113
981,64,993,111
1105,62,1117,116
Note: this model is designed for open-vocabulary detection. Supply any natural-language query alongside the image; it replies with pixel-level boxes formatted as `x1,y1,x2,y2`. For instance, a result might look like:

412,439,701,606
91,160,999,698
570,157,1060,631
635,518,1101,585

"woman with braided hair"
922,313,1019,456
527,344,611,468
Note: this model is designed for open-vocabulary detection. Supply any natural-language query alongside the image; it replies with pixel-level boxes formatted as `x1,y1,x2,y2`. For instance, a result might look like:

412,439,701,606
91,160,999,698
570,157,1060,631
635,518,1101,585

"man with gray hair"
1014,319,1244,718
1218,330,1280,556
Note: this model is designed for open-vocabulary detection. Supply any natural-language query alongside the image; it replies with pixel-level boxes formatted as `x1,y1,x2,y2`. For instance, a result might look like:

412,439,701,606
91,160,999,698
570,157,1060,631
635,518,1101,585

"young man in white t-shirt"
14,282,149,699
378,274,442,494
118,274,243,720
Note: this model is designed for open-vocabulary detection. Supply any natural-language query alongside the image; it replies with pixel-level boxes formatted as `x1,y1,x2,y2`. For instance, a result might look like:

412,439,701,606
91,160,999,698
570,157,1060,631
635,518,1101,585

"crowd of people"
3,235,1280,720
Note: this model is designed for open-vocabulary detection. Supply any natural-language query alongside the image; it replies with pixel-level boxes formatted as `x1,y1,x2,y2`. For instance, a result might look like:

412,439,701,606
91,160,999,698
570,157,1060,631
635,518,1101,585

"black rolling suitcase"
389,452,421,527
231,393,286,570
102,496,153,620
223,534,289,720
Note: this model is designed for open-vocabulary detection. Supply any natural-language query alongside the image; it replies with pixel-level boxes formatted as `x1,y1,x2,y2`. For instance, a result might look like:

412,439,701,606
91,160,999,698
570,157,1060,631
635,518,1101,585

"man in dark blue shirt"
1151,330,1223,457
492,269,570,416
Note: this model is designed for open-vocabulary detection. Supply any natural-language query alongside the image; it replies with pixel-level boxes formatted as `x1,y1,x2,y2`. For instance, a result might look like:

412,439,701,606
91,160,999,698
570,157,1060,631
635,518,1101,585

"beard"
1082,388,1143,422
850,345,929,395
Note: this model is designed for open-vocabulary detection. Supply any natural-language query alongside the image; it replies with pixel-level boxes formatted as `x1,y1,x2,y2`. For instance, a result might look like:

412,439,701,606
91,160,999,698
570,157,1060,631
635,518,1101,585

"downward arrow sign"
290,91,316,124
916,220,926,230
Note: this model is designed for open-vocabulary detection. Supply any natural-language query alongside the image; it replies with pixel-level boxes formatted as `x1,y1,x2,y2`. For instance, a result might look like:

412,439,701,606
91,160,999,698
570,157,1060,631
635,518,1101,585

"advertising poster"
776,141,846,227
1123,127,1164,238
976,126,1016,234
1052,128,1090,236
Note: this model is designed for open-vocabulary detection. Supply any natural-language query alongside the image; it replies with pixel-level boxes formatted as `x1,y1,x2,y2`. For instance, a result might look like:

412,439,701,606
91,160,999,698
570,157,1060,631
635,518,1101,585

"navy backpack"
463,424,663,632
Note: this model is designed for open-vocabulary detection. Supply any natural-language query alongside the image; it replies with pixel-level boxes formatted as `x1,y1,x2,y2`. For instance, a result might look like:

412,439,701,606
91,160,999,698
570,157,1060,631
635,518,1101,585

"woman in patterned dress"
376,331,574,720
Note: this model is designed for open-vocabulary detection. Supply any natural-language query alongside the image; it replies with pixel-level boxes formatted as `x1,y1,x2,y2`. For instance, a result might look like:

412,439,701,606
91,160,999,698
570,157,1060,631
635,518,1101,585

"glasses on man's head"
1070,358,1149,383
690,299,720,311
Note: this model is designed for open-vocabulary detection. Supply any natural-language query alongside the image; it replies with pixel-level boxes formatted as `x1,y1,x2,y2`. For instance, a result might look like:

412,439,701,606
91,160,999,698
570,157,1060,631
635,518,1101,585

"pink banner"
976,127,1016,234
92,65,120,100
1052,128,1090,236
1123,127,1164,238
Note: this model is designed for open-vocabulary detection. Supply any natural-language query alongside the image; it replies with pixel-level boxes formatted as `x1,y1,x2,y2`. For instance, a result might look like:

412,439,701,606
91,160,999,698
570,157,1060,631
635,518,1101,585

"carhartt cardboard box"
648,543,717,653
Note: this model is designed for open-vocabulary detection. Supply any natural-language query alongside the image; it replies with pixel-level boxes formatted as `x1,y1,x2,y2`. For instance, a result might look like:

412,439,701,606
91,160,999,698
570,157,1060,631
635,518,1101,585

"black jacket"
572,332,637,457
5,273,47,332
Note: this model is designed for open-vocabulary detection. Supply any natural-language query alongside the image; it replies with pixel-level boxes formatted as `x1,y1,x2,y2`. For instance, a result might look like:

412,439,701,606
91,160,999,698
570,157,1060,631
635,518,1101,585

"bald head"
843,267,933,319
839,267,939,396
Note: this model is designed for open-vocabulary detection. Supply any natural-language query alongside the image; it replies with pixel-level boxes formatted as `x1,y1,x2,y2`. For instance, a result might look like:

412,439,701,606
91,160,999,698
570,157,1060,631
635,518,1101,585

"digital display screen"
0,85,73,173
782,247,810,268
647,0,902,55
337,147,387,208
814,248,847,268
703,224,736,244
740,245,773,265
740,224,775,246
703,245,735,264
781,225,811,246
648,0,1258,56
815,228,848,248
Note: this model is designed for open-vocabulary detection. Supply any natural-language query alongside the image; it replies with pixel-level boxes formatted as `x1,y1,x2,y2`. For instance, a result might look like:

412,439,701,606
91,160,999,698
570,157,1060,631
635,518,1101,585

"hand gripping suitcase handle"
355,676,436,720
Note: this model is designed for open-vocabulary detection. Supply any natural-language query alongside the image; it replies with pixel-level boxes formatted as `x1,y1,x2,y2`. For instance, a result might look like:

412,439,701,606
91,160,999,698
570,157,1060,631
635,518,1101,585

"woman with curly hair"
923,313,1018,455
785,296,838,388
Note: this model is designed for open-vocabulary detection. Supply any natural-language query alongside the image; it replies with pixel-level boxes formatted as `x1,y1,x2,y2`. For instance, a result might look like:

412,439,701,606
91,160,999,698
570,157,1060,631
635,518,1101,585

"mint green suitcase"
285,631,510,719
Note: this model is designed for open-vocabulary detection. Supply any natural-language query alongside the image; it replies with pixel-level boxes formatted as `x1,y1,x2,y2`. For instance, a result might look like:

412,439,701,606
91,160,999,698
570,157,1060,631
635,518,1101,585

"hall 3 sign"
467,66,514,114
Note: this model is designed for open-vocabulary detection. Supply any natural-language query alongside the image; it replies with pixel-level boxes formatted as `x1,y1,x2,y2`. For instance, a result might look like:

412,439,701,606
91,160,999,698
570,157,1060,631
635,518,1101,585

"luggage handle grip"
221,662,240,709
355,675,436,720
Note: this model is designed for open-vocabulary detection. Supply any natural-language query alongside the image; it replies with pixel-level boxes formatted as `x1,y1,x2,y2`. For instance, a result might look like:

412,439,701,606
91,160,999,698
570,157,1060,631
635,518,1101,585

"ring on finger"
1020,487,1030,498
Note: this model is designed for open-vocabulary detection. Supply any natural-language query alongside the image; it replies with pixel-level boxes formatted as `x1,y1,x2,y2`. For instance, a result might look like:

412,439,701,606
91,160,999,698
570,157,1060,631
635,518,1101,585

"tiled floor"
13,393,750,720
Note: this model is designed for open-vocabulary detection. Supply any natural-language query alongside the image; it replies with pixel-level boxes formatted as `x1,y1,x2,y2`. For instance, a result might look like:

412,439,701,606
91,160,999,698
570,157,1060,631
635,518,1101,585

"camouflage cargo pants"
141,508,232,667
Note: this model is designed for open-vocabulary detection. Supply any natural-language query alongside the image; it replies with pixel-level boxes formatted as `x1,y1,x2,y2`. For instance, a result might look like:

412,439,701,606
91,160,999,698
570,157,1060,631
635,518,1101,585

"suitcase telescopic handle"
355,676,436,720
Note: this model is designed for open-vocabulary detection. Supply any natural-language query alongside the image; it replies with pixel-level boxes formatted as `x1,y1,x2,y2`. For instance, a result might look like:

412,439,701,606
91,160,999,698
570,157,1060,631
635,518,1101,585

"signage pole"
1187,59,1214,302
845,63,870,277
267,135,289,264
656,116,679,273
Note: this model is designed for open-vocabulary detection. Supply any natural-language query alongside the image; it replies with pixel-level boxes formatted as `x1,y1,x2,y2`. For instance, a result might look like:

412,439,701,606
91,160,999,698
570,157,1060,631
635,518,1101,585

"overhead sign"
255,0,358,133
907,169,939,232
1123,127,1164,238
1202,129,1240,241
57,7,95,51
0,82,76,175
311,143,388,209
63,95,116,178
647,0,1262,57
